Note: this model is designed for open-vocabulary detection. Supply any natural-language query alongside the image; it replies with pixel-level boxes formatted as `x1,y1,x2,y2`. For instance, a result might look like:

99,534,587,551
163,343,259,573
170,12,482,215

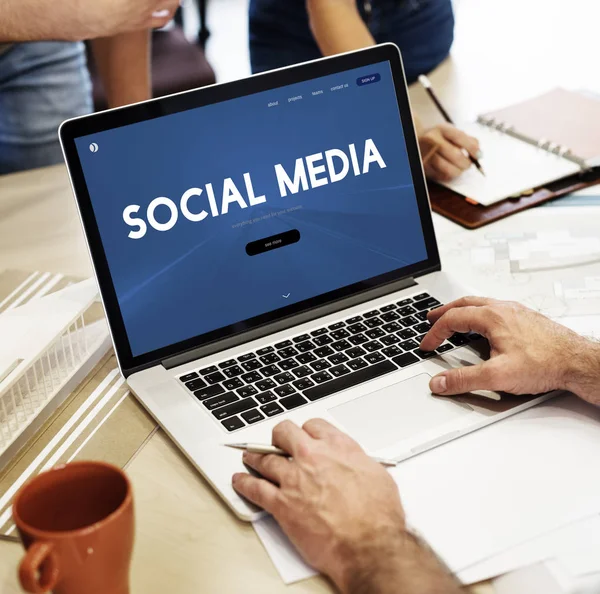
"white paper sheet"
253,515,317,584
458,515,600,584
394,395,600,573
546,559,600,594
496,561,600,594
494,562,566,594
253,395,600,585
559,545,600,578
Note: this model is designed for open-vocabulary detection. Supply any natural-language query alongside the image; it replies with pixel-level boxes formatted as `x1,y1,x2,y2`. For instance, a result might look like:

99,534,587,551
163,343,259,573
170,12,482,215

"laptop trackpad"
329,373,473,452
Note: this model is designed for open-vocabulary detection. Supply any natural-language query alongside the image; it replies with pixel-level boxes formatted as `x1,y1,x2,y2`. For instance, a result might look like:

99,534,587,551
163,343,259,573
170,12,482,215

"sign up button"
246,229,301,256
357,73,381,86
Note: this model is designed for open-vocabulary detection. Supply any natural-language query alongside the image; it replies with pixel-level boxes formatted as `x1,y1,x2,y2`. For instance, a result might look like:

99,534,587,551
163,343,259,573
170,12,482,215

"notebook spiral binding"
476,115,587,169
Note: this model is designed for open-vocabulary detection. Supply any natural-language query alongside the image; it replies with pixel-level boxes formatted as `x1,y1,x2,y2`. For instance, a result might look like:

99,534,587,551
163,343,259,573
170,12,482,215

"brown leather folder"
429,89,600,229
429,169,600,229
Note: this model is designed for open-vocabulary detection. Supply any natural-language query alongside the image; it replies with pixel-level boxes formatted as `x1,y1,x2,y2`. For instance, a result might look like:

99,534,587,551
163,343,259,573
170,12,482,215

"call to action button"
357,73,381,86
246,229,301,256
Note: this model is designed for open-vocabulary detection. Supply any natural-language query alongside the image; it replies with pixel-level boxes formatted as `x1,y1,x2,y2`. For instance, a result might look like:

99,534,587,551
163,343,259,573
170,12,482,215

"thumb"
430,362,497,396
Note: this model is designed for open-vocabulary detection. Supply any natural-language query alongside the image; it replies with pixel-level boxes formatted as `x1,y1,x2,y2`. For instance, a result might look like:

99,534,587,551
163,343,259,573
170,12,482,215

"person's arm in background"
305,0,480,181
91,31,152,108
421,297,600,405
306,0,374,54
0,0,178,42
233,419,462,594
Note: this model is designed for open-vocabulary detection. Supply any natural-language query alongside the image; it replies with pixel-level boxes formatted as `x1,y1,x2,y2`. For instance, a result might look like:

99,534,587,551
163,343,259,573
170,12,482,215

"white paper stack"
495,560,600,594
253,391,600,587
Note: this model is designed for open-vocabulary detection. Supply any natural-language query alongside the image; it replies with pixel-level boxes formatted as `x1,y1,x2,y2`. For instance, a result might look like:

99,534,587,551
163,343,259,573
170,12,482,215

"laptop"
59,44,552,521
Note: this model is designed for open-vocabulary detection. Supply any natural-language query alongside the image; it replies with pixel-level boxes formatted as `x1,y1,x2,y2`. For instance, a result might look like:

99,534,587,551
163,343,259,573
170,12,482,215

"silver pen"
226,443,397,467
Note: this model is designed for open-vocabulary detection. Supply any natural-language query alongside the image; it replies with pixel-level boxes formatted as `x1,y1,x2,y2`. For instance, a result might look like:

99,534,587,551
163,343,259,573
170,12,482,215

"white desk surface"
0,0,598,591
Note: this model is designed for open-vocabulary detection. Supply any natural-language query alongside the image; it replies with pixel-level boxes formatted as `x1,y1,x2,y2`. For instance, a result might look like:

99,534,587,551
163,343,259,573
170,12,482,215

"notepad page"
438,123,581,206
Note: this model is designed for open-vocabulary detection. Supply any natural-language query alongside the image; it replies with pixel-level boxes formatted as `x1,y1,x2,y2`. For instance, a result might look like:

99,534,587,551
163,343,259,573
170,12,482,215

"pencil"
225,443,398,467
418,74,485,176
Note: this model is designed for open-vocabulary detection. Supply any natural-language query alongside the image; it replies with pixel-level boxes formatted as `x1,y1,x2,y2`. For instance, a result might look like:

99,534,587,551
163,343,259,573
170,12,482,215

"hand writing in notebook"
439,122,581,206
417,122,481,182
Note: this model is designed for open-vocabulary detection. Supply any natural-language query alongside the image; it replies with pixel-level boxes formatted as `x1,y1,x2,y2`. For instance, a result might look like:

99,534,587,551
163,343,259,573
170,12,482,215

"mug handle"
19,541,60,593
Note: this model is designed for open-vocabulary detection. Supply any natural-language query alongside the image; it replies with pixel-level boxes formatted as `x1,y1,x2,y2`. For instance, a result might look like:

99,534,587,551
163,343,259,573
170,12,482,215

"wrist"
563,338,600,405
331,527,409,594
331,528,461,594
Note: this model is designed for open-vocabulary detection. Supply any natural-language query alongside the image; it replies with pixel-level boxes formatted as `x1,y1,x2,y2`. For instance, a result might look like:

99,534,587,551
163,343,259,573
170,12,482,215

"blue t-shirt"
249,0,454,83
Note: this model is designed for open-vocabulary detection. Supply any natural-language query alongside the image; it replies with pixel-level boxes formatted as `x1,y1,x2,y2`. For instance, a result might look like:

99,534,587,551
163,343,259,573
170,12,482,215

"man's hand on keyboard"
232,419,461,594
421,296,600,405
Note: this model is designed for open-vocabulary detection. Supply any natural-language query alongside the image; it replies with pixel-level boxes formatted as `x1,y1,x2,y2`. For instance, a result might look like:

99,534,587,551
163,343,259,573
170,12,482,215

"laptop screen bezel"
60,44,441,374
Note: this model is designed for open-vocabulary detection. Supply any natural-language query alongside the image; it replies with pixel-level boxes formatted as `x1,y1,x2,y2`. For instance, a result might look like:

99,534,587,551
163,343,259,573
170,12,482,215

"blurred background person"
0,0,179,175
249,0,480,182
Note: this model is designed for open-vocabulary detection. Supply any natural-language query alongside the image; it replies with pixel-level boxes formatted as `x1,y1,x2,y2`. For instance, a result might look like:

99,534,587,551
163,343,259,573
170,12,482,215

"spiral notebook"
437,88,600,207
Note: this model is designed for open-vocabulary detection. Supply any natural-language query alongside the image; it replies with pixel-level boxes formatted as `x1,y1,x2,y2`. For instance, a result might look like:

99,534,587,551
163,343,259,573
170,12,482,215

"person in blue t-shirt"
249,0,480,182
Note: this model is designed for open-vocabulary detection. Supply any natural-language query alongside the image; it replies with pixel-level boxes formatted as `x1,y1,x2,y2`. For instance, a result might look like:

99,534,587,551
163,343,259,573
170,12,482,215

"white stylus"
225,443,398,467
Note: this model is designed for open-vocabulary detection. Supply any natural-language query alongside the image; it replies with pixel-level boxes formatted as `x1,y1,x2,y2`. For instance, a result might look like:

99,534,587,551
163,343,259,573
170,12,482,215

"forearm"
91,31,151,108
564,340,600,406
0,0,74,41
305,0,424,134
306,0,374,56
334,530,461,594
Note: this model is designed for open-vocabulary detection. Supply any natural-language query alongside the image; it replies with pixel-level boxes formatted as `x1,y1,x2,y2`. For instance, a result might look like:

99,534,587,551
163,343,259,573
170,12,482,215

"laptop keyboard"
177,292,479,432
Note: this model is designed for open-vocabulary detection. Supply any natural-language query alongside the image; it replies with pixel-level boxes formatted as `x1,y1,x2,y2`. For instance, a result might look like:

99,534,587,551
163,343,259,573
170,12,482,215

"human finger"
429,155,463,181
437,139,472,171
302,418,344,440
232,473,282,513
272,420,312,457
420,306,492,351
242,452,293,484
429,360,503,395
440,123,480,157
427,296,498,323
423,161,439,181
419,135,440,165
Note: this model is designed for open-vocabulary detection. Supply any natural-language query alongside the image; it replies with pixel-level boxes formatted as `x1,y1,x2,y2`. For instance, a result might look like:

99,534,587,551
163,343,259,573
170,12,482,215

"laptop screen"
72,53,434,362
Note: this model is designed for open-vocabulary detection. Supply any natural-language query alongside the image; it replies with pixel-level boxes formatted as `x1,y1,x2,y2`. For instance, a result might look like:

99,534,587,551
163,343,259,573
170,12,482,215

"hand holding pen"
418,75,485,178
226,443,397,467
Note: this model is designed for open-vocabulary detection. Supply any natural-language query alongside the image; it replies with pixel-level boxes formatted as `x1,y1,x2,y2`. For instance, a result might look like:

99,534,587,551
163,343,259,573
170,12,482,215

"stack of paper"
253,393,600,586
494,560,600,594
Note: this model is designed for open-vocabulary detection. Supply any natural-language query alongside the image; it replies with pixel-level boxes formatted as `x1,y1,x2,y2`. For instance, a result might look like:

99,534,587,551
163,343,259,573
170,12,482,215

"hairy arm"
0,0,67,41
340,530,461,594
91,31,152,108
423,297,600,406
565,341,600,405
305,0,428,137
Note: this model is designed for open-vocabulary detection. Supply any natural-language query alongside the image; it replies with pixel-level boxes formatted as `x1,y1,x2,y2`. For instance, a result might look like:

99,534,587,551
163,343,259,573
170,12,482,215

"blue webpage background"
76,61,428,357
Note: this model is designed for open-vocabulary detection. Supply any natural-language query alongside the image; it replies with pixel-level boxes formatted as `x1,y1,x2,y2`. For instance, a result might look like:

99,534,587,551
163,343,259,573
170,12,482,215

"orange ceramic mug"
12,461,134,594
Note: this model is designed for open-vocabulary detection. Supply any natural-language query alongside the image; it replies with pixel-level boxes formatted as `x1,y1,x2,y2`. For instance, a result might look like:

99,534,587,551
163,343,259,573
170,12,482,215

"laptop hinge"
161,276,418,371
